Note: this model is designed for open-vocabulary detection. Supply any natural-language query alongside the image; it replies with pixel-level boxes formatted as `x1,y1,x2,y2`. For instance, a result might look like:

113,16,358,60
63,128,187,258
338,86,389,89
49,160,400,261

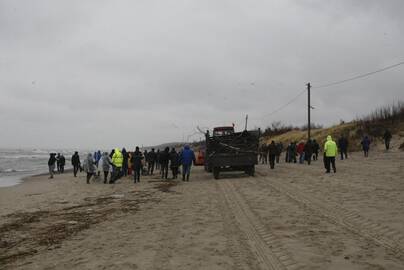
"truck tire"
250,165,255,176
245,166,255,176
213,167,220,179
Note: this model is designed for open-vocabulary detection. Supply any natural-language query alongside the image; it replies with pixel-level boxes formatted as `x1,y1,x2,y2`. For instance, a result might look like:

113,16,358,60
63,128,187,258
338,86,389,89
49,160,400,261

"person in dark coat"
159,147,170,179
59,154,66,173
268,141,277,169
131,147,143,183
48,153,57,179
337,136,348,160
179,145,196,181
286,142,297,163
304,139,313,165
383,129,392,151
121,148,129,177
147,148,157,175
169,148,180,179
361,136,371,157
156,149,161,170
312,140,320,160
71,151,81,177
275,142,283,163
56,153,61,173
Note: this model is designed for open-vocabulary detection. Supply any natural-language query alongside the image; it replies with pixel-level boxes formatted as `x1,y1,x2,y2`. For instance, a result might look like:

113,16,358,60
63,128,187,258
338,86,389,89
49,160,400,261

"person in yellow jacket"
110,148,123,183
324,135,338,173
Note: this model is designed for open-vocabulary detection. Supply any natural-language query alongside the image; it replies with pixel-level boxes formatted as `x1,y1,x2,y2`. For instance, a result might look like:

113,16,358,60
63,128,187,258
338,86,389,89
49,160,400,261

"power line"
258,89,306,120
313,61,404,89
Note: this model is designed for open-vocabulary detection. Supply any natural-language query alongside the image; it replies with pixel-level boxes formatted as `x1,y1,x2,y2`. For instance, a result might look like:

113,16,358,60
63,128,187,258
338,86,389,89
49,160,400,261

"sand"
1,144,403,269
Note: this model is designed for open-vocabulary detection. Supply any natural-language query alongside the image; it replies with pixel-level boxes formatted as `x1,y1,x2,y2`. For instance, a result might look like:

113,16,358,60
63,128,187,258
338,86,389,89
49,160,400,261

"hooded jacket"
83,153,96,173
102,152,112,171
112,148,123,168
324,135,338,157
179,145,196,166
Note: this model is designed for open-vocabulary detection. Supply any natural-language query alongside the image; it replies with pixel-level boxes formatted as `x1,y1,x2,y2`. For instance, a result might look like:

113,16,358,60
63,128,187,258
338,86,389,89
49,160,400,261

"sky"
1,0,404,149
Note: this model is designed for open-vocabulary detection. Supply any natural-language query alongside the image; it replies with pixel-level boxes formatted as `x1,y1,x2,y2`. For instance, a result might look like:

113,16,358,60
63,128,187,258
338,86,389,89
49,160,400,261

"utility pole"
307,82,311,140
245,114,248,130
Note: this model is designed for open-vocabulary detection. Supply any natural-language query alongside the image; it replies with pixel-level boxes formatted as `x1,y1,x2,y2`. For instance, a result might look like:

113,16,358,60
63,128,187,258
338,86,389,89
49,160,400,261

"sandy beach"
1,145,403,270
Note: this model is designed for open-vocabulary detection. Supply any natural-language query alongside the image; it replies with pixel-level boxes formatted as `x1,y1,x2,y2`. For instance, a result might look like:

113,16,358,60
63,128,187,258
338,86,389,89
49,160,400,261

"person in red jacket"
297,141,305,164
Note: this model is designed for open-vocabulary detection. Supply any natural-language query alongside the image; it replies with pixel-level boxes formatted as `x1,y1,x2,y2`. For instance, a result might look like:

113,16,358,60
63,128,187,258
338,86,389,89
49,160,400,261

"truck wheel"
213,167,220,179
245,166,255,176
249,166,255,176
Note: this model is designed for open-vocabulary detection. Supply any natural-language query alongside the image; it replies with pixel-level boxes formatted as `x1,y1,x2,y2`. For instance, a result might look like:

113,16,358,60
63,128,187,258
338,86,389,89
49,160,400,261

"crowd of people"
48,129,394,181
47,153,66,179
258,129,394,174
48,145,196,184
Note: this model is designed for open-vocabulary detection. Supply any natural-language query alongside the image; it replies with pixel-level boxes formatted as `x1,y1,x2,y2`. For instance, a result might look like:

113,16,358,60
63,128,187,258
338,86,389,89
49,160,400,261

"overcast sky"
1,0,403,149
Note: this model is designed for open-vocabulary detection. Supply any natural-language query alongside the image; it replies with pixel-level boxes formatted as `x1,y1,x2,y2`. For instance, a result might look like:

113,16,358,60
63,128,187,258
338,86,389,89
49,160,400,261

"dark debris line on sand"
0,191,160,268
151,180,179,193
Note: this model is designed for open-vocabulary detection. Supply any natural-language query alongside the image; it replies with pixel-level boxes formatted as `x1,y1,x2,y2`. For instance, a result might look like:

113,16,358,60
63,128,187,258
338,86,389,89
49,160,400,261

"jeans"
133,167,141,183
182,164,191,181
299,153,305,164
161,163,168,179
73,165,80,177
269,155,276,169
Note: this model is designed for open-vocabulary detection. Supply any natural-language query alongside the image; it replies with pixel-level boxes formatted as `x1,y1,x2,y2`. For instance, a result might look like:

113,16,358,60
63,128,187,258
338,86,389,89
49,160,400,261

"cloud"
1,0,403,149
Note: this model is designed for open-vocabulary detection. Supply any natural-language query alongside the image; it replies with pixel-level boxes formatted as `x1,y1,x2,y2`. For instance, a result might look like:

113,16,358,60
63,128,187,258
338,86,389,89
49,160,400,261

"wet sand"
1,146,403,269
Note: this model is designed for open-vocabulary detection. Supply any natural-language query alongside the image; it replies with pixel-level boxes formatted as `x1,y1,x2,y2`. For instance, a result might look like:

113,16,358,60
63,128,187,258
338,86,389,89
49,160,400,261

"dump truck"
204,126,260,179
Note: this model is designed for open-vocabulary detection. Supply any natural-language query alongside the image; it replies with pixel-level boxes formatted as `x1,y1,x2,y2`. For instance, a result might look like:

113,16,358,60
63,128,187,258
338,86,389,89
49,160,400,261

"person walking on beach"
383,129,392,151
179,145,196,181
337,135,348,160
297,141,305,164
83,153,96,184
156,149,161,170
71,151,81,177
260,144,268,164
56,153,61,173
94,151,101,167
147,148,157,175
121,148,129,177
160,147,170,179
127,152,132,175
131,147,143,183
59,154,65,173
101,152,112,184
312,139,320,160
110,148,123,183
48,153,57,179
361,136,371,157
275,142,283,163
304,139,313,165
169,148,180,179
324,135,338,173
268,141,277,169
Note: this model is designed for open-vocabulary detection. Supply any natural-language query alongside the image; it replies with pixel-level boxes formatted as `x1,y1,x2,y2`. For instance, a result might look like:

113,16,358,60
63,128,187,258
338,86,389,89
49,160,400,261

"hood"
184,145,190,150
115,148,122,154
327,135,332,141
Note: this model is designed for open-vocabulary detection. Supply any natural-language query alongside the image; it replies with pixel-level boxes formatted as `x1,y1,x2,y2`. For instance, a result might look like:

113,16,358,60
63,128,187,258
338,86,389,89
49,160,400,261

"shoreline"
0,168,73,188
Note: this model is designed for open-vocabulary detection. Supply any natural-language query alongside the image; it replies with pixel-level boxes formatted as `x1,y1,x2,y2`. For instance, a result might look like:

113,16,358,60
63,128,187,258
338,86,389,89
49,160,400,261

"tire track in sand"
218,179,300,270
150,182,186,270
214,181,261,270
255,170,404,258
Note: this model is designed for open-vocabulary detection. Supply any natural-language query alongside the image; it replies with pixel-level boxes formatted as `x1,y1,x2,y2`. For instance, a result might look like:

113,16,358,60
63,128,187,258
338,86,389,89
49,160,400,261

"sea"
0,148,77,187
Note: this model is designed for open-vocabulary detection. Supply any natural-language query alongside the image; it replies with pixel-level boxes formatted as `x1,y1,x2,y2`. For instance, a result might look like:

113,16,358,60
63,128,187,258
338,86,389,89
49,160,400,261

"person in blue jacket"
179,145,196,182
